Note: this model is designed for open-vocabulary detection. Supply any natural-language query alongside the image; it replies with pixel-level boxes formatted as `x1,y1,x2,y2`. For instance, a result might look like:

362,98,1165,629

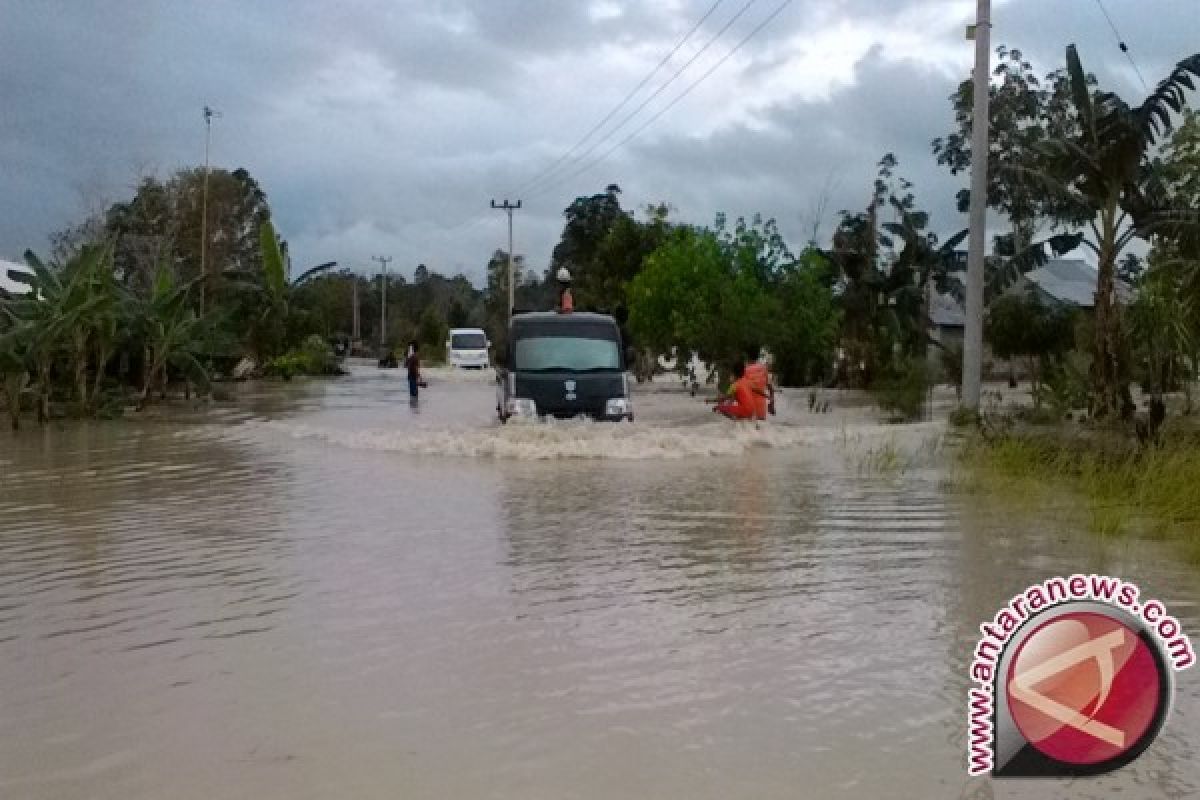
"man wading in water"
405,340,423,401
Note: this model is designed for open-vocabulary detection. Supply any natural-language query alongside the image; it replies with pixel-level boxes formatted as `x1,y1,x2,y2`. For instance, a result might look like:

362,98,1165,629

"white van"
446,327,490,369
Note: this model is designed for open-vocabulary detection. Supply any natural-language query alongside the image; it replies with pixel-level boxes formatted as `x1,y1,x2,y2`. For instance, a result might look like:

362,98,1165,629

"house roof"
0,259,31,295
930,291,965,327
1019,259,1132,307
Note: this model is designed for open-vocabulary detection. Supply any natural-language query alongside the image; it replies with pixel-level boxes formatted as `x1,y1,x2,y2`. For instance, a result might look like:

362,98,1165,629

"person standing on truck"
405,340,422,400
556,267,574,313
714,360,757,420
744,345,776,420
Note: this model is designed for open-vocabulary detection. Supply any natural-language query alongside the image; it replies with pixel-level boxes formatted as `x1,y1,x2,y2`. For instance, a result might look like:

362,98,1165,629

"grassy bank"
956,425,1200,563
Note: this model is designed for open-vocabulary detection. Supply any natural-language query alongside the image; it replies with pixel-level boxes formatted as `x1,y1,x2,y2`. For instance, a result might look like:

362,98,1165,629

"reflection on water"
0,367,1197,799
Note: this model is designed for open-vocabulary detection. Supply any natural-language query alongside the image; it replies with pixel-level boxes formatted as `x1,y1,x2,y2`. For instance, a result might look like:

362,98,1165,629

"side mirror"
624,347,636,367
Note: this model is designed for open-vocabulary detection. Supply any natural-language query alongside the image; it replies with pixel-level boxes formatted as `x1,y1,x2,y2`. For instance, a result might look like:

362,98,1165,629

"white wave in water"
212,417,943,461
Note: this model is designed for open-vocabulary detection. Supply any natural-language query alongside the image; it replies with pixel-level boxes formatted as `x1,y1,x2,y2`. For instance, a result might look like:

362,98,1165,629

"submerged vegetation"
958,428,1200,563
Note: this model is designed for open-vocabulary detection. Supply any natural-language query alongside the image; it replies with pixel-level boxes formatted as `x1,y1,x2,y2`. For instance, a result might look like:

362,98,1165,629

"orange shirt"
744,361,769,420
717,377,757,419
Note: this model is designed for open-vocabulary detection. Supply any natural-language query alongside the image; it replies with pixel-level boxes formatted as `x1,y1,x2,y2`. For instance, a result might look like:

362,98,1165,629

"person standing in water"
744,345,776,420
405,340,421,400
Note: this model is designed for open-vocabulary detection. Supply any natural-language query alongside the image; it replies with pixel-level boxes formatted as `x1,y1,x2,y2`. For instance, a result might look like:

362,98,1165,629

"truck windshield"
514,336,620,372
450,333,487,350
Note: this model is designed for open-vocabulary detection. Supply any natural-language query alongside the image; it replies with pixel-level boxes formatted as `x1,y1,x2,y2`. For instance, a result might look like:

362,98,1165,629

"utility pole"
199,105,221,316
352,276,360,343
491,199,522,319
961,0,991,410
372,255,392,352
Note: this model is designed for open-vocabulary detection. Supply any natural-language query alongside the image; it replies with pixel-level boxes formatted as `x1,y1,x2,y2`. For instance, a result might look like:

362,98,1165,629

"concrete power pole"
961,0,991,410
372,255,392,352
491,199,522,319
351,277,360,343
199,105,221,316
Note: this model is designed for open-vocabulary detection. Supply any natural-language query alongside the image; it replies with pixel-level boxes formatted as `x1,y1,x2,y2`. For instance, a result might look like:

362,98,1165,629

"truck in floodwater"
495,311,633,422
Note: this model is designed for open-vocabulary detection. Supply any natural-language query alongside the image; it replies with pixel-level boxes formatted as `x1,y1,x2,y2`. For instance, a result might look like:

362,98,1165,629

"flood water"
1,364,1198,799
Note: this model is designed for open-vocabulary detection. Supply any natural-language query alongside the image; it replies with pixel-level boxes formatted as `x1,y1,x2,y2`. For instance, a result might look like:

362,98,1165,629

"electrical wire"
527,0,794,203
511,0,726,197
1093,0,1149,92
520,0,761,198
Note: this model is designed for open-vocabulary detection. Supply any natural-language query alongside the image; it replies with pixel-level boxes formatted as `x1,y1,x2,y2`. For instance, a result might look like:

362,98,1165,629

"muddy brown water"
1,365,1197,799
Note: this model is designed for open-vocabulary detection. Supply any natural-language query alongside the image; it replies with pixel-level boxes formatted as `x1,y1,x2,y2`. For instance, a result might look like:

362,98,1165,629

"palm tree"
1022,45,1200,418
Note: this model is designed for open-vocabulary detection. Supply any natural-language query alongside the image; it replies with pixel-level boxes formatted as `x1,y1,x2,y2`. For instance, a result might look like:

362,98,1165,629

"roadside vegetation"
957,425,1200,564
3,43,1198,435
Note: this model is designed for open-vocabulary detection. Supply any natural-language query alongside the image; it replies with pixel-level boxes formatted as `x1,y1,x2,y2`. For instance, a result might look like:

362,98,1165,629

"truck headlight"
507,397,538,418
605,397,631,417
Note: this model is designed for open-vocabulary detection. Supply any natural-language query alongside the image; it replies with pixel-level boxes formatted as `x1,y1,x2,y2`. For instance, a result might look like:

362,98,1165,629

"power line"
527,0,794,203
521,0,761,198
1093,0,1148,92
512,0,726,198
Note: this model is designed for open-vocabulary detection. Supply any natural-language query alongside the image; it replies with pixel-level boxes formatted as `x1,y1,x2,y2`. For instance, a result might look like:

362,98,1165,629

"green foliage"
1128,265,1194,401
870,357,929,421
959,429,1200,561
986,290,1077,408
417,306,448,362
1021,45,1200,417
265,335,340,380
766,249,841,386
629,215,840,385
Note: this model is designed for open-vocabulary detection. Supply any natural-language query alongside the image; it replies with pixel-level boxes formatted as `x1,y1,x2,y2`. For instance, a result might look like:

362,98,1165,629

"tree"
550,184,628,310
628,223,773,380
826,155,964,386
933,46,1087,299
126,259,209,406
1128,261,1195,412
223,219,336,360
765,248,841,386
447,299,470,328
2,248,112,423
933,46,1086,253
417,305,448,360
986,291,1077,407
1024,45,1200,418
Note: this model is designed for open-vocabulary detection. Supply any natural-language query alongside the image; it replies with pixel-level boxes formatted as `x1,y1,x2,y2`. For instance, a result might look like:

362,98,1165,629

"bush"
299,334,338,375
265,353,306,381
871,358,929,421
265,335,342,380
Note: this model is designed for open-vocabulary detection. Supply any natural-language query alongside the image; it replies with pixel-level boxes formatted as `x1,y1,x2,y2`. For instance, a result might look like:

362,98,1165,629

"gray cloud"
2,0,1196,282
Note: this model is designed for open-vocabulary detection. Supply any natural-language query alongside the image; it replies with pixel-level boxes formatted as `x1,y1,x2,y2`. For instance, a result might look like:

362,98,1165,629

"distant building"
0,259,32,296
1008,258,1133,308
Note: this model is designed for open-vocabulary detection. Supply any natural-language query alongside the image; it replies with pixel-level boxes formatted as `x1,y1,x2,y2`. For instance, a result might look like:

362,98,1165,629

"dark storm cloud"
2,0,1196,282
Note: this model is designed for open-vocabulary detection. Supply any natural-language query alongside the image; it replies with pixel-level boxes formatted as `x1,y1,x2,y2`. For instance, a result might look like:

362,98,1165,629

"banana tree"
3,250,105,423
0,323,30,430
126,260,209,407
223,219,335,360
1018,45,1200,418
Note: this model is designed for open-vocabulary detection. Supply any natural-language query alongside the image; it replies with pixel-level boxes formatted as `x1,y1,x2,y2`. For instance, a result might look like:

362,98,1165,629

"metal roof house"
0,259,32,296
1009,258,1133,307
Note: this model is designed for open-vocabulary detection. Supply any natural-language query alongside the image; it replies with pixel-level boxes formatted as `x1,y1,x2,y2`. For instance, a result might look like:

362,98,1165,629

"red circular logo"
1006,611,1163,766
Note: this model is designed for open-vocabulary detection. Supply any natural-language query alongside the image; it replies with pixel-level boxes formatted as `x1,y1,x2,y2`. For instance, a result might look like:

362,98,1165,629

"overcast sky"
2,0,1196,284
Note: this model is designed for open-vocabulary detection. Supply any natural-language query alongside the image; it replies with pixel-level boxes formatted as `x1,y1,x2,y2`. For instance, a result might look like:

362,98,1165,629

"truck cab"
496,311,633,422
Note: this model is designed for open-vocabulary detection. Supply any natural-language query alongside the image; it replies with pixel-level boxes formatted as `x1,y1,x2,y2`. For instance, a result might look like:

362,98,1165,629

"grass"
957,426,1200,563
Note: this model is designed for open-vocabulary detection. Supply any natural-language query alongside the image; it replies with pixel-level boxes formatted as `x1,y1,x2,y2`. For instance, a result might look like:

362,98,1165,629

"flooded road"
2,365,1198,799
